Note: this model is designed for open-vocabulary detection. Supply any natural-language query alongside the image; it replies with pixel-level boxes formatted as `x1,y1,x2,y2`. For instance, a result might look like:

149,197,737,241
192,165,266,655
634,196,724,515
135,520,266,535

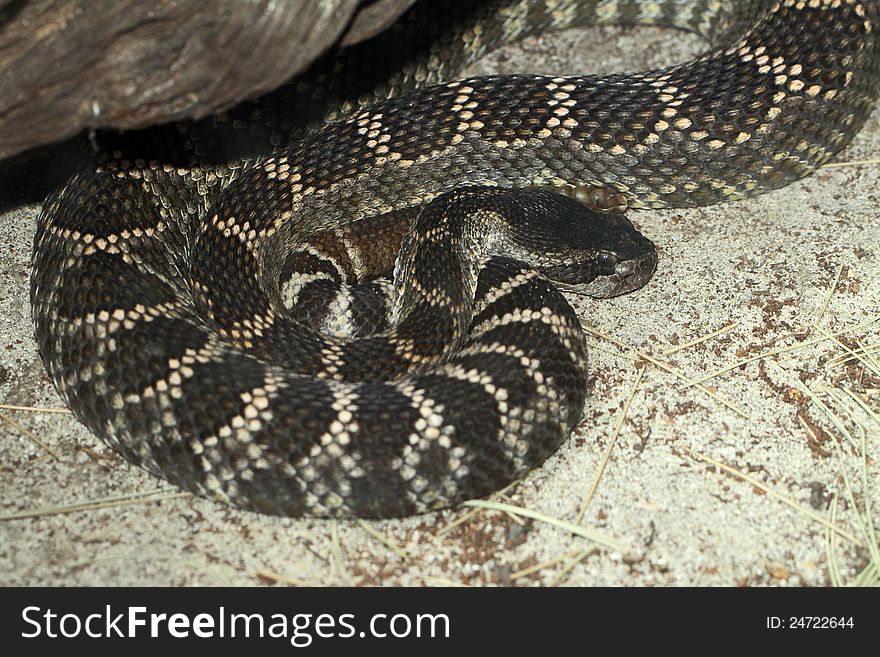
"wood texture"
0,0,419,159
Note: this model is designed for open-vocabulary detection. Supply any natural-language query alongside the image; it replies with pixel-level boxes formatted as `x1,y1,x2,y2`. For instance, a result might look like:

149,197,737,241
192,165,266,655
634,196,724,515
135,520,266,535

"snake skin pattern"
31,0,880,518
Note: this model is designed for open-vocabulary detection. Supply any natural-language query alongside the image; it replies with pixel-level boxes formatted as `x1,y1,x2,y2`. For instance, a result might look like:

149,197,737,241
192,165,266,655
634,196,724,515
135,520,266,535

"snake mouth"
611,250,658,296
567,250,657,298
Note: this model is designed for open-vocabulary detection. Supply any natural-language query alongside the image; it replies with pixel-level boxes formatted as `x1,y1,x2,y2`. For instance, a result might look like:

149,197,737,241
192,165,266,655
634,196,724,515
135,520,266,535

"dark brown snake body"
30,0,880,517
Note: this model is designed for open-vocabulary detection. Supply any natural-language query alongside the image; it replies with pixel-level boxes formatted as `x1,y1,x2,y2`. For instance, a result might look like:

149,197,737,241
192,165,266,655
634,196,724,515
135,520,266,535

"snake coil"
31,0,880,517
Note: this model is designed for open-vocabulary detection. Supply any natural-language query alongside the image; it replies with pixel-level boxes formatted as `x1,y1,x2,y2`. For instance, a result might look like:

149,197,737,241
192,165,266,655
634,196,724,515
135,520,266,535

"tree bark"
0,0,415,160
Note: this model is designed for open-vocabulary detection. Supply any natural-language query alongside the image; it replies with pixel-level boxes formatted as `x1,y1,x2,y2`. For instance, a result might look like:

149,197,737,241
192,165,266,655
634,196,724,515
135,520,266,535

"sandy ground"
1,23,878,587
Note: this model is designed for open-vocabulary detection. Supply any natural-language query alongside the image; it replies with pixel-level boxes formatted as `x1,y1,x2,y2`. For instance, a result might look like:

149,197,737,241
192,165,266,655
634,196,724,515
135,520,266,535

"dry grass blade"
681,315,880,389
576,364,646,524
0,488,189,521
254,568,311,586
821,158,880,168
839,387,880,433
582,325,749,419
357,520,408,559
807,263,844,337
851,559,880,586
856,338,880,378
330,521,352,585
547,547,594,586
1,411,62,460
809,385,879,586
66,552,188,571
435,480,519,537
800,387,859,451
661,321,739,355
827,341,879,369
813,324,880,380
509,548,583,581
0,403,72,414
826,492,844,587
683,448,864,547
462,499,627,552
587,341,639,361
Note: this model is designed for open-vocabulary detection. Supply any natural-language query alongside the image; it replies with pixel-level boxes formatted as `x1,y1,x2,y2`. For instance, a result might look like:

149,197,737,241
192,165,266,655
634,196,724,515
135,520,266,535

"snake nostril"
614,259,634,277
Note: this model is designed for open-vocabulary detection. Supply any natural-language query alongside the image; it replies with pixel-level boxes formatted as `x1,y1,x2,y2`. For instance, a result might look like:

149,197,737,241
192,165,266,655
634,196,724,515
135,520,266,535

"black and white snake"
30,0,880,517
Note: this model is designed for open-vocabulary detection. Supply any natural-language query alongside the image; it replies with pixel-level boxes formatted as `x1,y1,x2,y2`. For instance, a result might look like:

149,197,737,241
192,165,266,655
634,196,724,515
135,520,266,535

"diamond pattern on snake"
30,0,880,517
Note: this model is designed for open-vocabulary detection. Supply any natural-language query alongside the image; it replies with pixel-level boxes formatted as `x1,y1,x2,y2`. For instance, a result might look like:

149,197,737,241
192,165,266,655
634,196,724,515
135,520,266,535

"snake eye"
597,251,618,270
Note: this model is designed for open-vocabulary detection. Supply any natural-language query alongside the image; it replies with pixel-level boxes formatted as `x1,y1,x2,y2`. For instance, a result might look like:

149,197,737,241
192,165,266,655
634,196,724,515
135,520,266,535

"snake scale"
31,0,880,518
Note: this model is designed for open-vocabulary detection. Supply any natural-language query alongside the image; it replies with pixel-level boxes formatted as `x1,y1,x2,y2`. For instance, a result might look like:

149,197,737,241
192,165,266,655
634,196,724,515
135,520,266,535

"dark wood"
341,0,418,46
0,0,368,159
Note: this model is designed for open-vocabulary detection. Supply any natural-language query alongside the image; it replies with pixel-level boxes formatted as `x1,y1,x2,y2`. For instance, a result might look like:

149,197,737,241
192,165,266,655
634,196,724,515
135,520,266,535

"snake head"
567,214,658,298
496,189,658,298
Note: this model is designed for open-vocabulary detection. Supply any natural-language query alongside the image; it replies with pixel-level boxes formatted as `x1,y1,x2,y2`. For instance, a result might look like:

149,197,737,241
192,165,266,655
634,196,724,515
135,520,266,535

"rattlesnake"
31,0,880,517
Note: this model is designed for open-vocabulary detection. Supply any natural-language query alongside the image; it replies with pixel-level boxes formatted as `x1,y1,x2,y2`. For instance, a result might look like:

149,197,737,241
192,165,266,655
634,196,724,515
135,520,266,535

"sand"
1,21,878,587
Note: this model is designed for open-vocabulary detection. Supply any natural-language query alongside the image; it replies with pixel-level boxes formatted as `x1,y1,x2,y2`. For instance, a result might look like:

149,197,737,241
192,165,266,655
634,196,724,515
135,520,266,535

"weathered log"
0,0,415,160
341,0,418,45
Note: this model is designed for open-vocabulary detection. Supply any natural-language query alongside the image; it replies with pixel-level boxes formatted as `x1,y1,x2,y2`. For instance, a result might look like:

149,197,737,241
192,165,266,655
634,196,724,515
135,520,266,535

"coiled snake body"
31,0,880,517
